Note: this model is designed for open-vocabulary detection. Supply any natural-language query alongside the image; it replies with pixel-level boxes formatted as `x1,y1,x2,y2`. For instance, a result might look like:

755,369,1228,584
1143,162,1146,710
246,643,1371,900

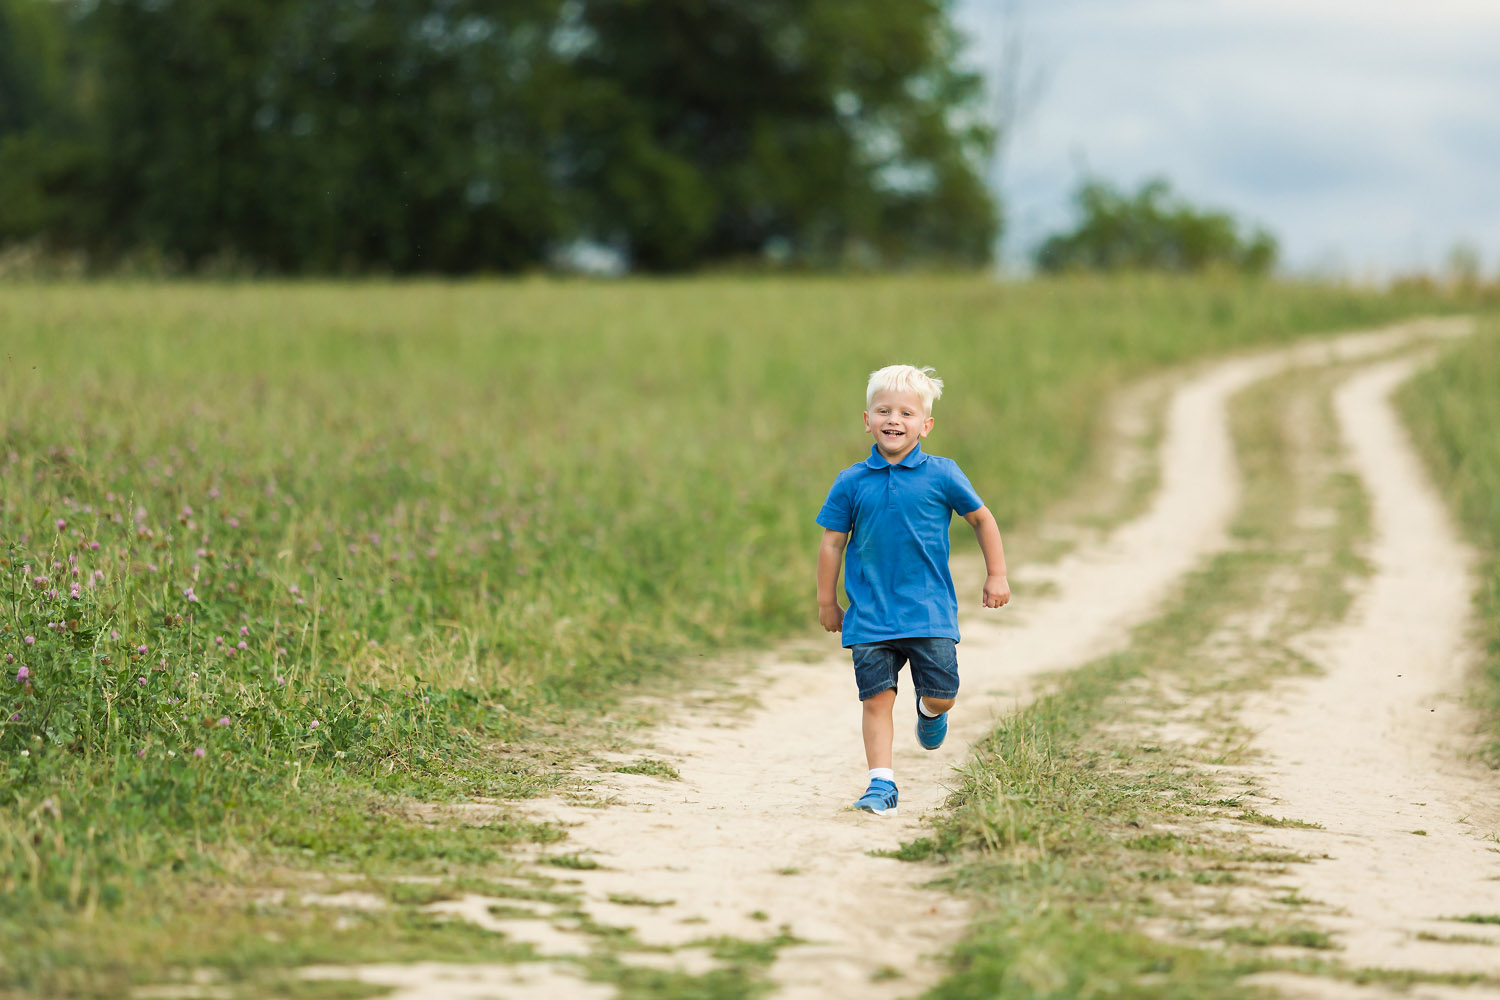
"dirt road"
302,317,1492,999
1235,349,1500,998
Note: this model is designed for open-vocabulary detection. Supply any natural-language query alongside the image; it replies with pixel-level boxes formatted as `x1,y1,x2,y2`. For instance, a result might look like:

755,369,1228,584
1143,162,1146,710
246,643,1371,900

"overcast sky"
954,0,1500,277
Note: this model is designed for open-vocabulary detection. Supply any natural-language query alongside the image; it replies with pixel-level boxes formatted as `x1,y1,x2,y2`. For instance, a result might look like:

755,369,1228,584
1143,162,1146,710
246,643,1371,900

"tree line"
0,0,1000,274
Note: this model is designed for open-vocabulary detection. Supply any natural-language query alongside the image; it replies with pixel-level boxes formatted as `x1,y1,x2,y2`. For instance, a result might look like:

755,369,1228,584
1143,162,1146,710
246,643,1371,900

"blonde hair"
865,365,944,414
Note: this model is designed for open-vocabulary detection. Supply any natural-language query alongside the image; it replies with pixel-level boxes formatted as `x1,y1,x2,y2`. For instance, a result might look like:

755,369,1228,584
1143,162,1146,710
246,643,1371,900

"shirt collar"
863,441,928,469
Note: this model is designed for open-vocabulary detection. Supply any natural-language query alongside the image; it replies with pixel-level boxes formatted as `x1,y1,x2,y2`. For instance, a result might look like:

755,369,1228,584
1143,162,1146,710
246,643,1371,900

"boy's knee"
922,695,956,714
861,688,897,711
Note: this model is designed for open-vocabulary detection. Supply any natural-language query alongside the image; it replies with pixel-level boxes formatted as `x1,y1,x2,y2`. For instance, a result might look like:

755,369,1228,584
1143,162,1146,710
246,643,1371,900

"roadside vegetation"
1398,313,1500,760
0,276,1474,995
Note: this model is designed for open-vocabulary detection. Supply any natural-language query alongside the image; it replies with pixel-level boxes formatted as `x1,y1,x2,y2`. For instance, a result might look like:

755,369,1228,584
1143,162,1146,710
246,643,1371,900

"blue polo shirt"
816,442,984,647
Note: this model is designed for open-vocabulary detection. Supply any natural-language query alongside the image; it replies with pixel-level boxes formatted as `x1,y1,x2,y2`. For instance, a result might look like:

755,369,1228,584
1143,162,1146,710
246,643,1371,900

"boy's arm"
816,529,849,632
961,506,1011,608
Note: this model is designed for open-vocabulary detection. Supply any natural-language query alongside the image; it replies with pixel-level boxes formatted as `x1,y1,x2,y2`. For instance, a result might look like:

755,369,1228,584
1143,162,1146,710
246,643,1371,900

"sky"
954,0,1500,277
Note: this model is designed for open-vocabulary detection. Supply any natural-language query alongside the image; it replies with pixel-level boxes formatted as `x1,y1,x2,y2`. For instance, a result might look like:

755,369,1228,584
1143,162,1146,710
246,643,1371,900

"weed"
1236,810,1323,829
870,837,939,862
1218,924,1335,949
608,893,675,908
1415,931,1497,946
611,758,681,780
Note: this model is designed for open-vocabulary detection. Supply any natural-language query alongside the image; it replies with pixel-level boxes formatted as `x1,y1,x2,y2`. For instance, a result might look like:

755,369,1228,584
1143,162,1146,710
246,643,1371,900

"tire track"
1235,343,1500,996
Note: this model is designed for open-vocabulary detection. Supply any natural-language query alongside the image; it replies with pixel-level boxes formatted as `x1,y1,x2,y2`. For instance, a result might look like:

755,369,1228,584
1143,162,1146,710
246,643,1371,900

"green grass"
1398,315,1500,761
1236,811,1323,830
1217,924,1335,950
610,758,681,780
0,275,1469,993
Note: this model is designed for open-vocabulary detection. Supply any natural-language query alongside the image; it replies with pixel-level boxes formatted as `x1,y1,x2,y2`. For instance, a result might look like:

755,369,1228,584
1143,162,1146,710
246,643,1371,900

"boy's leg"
850,642,904,814
860,689,897,769
905,638,959,750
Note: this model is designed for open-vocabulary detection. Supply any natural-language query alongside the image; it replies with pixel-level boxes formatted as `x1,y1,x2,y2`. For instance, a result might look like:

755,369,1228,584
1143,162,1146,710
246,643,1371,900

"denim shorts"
850,637,960,702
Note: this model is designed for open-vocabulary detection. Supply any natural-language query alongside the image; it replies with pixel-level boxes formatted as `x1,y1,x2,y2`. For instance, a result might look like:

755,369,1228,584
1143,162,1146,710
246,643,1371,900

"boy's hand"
983,574,1011,609
818,601,845,633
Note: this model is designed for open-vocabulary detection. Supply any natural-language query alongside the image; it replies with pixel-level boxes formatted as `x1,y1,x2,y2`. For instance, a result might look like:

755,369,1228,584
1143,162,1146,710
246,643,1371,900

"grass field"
0,276,1478,995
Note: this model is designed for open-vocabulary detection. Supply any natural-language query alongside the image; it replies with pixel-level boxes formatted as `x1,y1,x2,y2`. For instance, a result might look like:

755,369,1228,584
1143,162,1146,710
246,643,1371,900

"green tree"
0,0,102,248
572,0,997,269
10,0,999,273
84,0,580,272
1035,177,1277,275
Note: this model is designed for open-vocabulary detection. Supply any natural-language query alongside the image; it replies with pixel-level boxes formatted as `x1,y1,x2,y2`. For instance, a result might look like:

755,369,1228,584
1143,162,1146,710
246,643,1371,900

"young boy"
816,364,1010,816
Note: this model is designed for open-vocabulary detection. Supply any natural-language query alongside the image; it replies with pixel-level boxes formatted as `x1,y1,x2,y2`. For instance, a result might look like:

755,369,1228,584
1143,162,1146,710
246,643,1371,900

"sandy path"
1235,347,1500,988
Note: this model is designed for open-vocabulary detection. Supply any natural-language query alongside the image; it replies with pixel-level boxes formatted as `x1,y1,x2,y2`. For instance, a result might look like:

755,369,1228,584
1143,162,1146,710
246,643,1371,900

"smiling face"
864,389,934,464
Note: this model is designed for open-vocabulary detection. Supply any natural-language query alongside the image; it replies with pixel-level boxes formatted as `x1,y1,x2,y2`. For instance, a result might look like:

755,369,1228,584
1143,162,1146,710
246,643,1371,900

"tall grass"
1397,315,1500,760
0,275,1460,991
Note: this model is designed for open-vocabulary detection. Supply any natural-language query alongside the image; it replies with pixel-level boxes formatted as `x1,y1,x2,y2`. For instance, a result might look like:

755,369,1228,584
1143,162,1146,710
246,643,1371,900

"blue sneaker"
915,694,948,750
852,778,899,816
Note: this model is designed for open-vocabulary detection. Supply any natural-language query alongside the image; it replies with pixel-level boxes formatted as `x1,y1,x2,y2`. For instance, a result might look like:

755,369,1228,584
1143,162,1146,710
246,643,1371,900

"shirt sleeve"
816,473,853,532
943,461,984,517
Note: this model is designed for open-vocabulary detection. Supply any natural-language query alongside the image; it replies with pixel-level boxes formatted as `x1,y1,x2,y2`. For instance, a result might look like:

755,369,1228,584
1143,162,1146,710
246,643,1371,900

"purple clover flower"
15,665,29,683
194,747,205,758
217,716,231,727
23,636,34,646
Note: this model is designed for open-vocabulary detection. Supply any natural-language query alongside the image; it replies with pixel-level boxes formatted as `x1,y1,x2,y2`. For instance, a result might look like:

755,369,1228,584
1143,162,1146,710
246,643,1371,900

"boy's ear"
922,415,935,436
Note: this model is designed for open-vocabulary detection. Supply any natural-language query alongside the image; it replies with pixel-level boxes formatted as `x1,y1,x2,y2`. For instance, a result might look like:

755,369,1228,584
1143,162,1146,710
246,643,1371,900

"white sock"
918,698,942,718
868,767,894,783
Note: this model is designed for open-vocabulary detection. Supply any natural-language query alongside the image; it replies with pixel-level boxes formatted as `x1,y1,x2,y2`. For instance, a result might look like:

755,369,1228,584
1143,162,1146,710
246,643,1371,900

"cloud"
957,0,1500,274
